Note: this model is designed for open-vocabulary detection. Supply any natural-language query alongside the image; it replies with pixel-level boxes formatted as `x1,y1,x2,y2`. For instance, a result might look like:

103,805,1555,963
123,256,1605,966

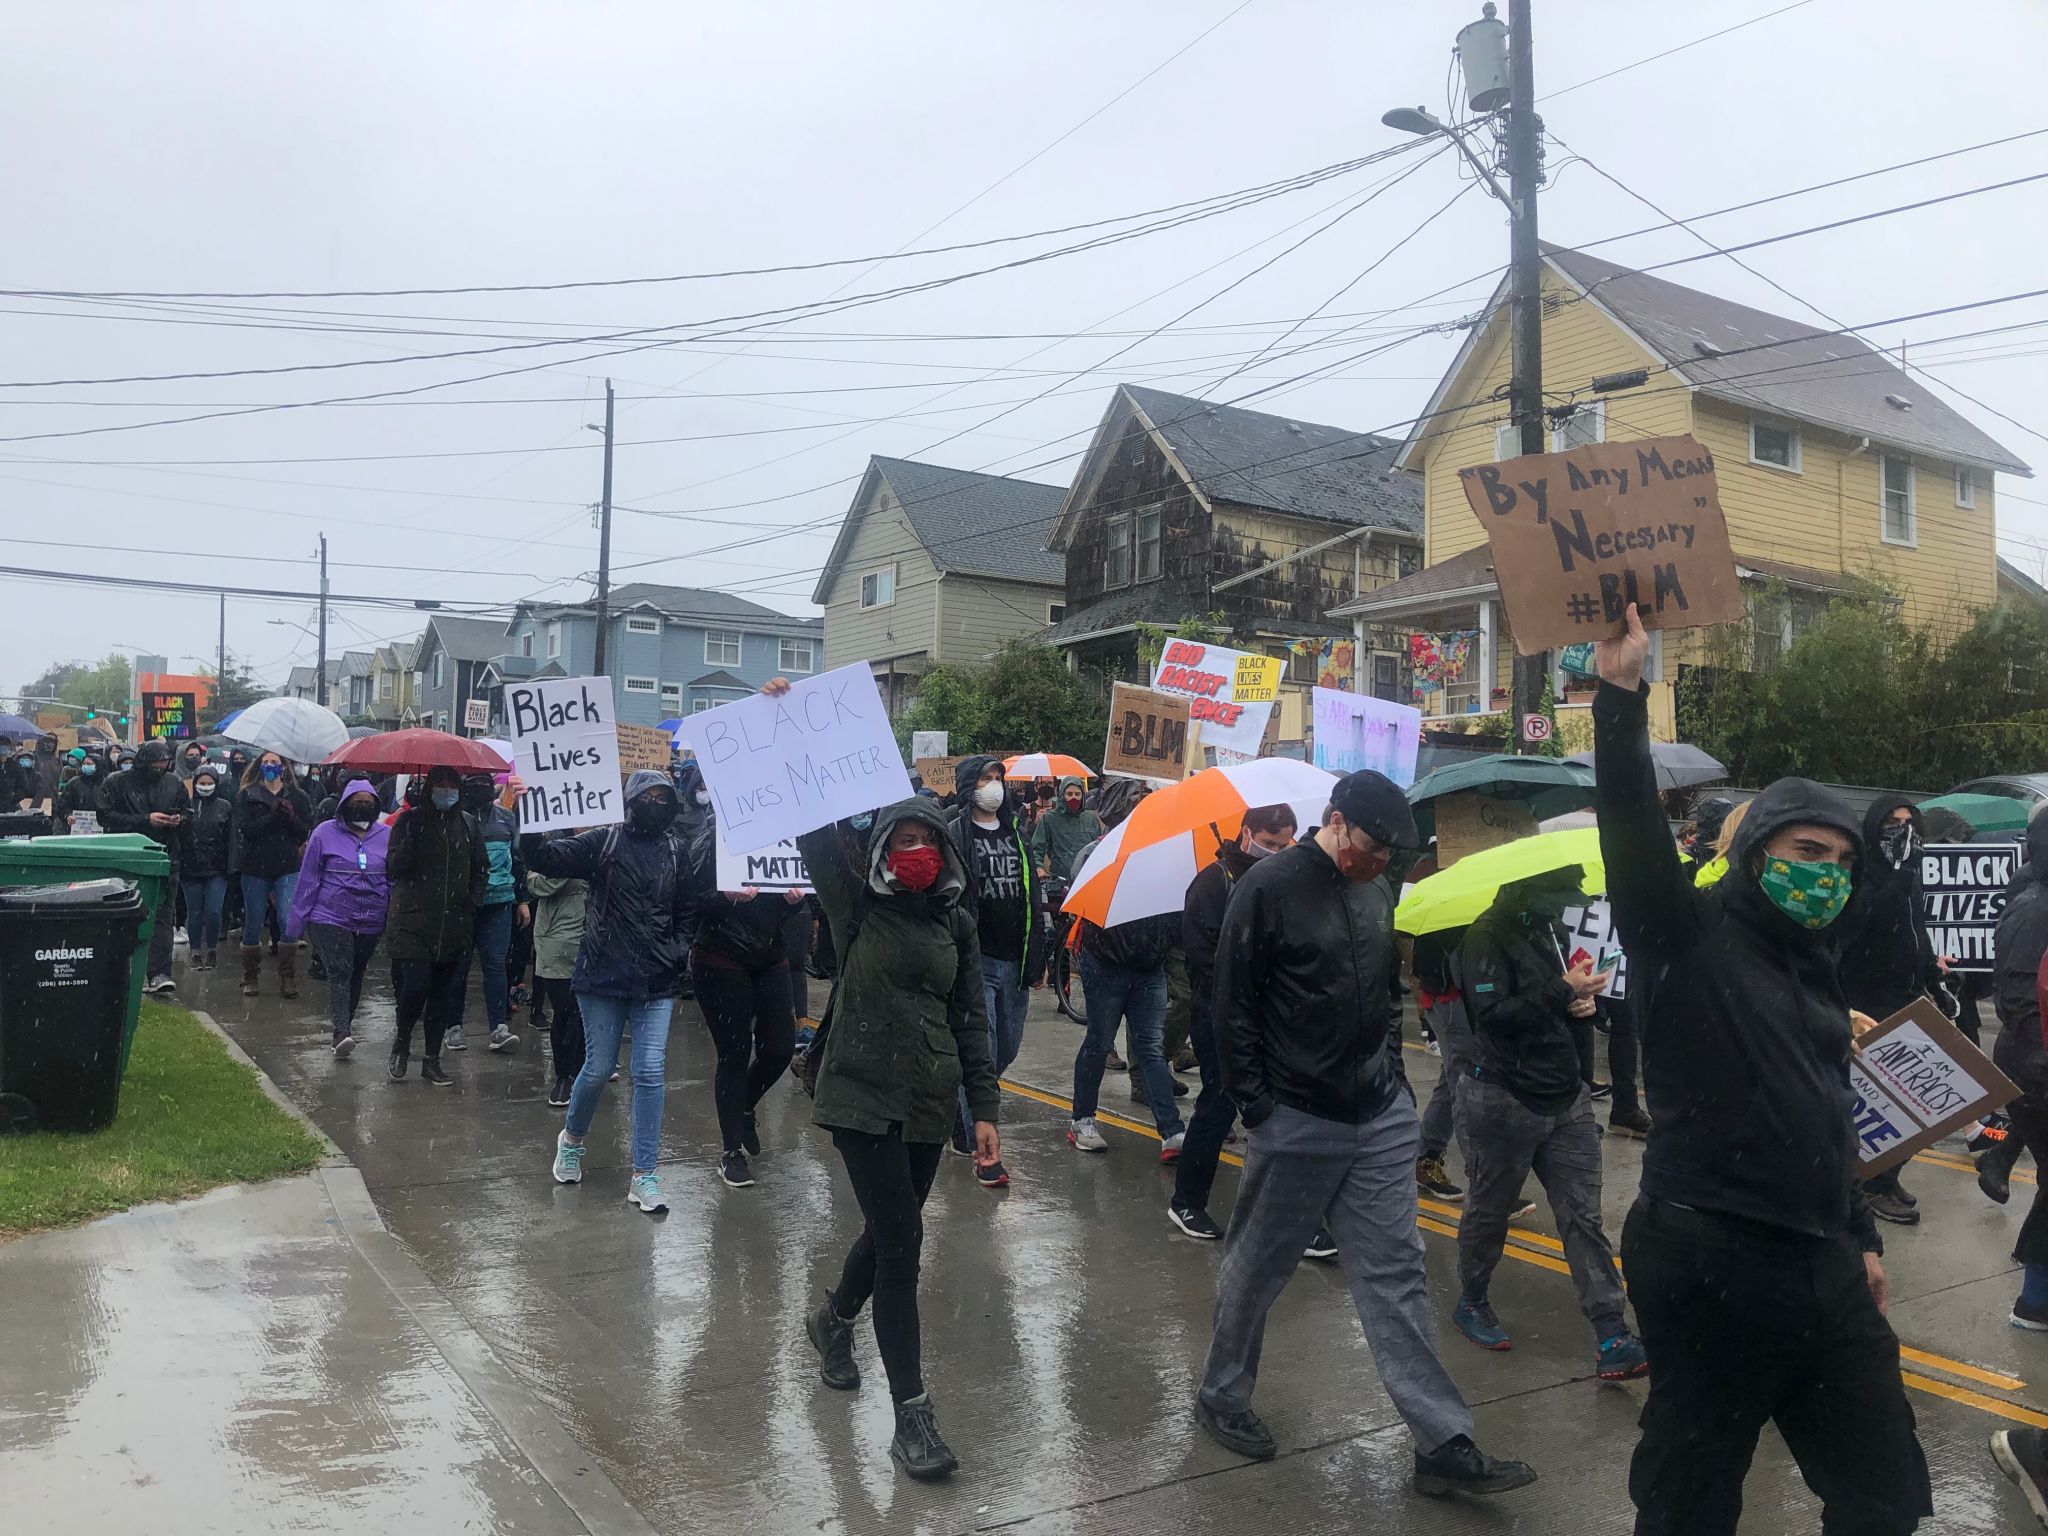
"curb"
188,1006,347,1166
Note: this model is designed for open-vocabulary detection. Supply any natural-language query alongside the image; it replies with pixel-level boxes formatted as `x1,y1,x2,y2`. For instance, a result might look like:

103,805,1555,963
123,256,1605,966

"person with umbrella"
1593,604,1928,1534
384,766,489,1086
98,738,189,994
443,773,525,1055
1194,769,1535,1499
285,780,391,1058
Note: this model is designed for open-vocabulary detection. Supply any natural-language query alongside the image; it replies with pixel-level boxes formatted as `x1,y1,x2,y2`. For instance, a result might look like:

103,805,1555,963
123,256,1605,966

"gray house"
502,584,822,729
412,615,514,734
814,456,1068,718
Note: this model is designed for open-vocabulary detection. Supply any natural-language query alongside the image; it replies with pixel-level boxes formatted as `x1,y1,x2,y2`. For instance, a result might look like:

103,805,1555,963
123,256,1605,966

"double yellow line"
998,1075,2048,1429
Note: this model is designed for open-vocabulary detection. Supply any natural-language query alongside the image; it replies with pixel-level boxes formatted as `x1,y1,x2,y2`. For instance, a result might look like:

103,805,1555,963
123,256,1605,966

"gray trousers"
1455,1076,1627,1338
1418,997,1476,1161
1199,1096,1474,1455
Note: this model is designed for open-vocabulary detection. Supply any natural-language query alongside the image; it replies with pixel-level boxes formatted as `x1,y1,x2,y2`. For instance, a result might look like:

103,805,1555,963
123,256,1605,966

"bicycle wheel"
1054,942,1086,1025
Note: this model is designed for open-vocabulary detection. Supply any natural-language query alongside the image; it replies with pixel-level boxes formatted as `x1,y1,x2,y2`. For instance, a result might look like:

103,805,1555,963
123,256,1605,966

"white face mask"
693,789,710,805
195,782,216,798
973,781,1004,812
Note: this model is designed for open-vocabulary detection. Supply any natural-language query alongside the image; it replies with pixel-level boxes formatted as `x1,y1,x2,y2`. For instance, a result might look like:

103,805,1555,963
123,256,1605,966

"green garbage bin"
0,834,172,1074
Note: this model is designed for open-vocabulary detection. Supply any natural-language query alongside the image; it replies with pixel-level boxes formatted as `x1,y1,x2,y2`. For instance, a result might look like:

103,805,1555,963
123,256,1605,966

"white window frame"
625,614,661,636
1104,516,1134,589
622,675,658,695
1135,506,1163,582
660,682,682,712
432,653,444,689
858,565,896,610
546,621,561,659
778,637,814,673
1956,466,1976,509
379,673,393,700
704,629,742,667
691,698,716,713
1881,454,1917,547
1548,399,1605,452
1494,423,1522,461
1748,415,1803,474
1047,601,1067,624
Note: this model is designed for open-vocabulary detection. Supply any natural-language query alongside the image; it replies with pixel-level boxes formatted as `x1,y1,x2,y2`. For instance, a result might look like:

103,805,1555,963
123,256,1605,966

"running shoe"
552,1132,584,1185
1991,1427,2048,1527
1453,1298,1512,1351
1168,1201,1223,1240
720,1150,754,1188
628,1173,668,1213
1068,1117,1108,1153
1159,1132,1185,1163
1304,1227,1338,1261
975,1159,1010,1189
1597,1330,1650,1381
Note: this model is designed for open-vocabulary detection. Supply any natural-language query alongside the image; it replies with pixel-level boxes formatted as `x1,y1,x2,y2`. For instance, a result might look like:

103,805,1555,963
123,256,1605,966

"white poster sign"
1560,898,1627,998
676,662,911,854
463,698,490,733
714,830,813,894
504,676,623,833
1149,638,1275,757
1310,686,1422,787
910,730,949,761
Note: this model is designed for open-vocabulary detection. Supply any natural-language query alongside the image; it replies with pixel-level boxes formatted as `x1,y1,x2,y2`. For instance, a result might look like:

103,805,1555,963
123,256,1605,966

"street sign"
463,698,490,733
1520,713,1552,742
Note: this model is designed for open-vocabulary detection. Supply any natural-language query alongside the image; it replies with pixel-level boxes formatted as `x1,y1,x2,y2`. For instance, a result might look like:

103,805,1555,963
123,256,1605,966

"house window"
1104,517,1134,589
1957,466,1976,508
379,673,393,700
433,654,444,689
1047,601,1067,624
1749,417,1802,472
1549,400,1604,452
661,682,682,712
436,711,449,731
778,637,814,673
1372,653,1401,701
1495,423,1522,461
1135,507,1163,582
546,622,561,659
859,565,896,609
704,630,742,666
691,698,715,713
1276,647,1316,686
1398,543,1422,577
623,675,658,695
625,614,661,636
412,671,424,697
520,631,533,658
1882,455,1916,545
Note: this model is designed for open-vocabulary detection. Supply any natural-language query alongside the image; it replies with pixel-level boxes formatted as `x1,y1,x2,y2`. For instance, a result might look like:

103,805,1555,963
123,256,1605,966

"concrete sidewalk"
0,1160,652,1536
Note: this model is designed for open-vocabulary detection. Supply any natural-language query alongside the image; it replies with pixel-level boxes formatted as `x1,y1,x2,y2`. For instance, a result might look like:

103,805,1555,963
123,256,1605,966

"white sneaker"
1068,1117,1108,1153
552,1133,584,1185
147,974,176,994
174,927,189,946
628,1173,668,1213
1159,1132,1185,1163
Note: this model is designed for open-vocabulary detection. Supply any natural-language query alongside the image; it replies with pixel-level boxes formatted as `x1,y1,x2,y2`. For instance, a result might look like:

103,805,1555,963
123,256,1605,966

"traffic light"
85,710,96,719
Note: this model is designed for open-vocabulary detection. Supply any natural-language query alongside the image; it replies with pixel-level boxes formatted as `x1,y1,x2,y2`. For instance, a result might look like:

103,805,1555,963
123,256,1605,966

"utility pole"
1503,0,1549,753
591,380,616,678
216,591,226,719
316,533,330,708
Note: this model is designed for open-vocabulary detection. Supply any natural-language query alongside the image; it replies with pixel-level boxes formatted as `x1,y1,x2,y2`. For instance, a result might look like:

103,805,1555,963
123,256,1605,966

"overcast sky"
4,0,2045,695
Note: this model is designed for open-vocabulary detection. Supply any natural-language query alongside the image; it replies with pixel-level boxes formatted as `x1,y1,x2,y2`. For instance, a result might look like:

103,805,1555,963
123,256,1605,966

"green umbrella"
1918,792,2028,836
1406,753,1596,841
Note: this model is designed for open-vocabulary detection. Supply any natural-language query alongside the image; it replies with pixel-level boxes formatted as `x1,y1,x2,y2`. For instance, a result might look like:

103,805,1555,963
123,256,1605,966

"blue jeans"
568,993,673,1174
451,901,515,1033
955,954,1029,1143
1074,952,1181,1139
239,872,298,946
181,875,226,952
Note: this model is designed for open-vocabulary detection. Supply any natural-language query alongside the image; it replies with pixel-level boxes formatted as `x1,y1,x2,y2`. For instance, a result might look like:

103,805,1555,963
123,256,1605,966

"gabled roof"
1327,545,1499,620
1050,385,1422,552
1999,556,2048,603
606,583,820,627
689,669,751,691
337,651,374,681
812,457,1066,604
421,614,511,664
1397,245,2029,476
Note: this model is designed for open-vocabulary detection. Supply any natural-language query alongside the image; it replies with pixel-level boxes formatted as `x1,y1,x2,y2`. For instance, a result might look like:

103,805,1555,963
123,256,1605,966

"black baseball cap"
1329,769,1420,851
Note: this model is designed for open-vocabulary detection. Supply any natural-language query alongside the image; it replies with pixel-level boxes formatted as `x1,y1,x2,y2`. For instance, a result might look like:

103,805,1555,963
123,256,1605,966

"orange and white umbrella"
1004,752,1094,780
1063,760,1336,927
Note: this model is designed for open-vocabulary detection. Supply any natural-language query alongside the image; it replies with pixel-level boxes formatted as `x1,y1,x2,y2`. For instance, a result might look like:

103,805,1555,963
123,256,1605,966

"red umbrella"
322,728,509,775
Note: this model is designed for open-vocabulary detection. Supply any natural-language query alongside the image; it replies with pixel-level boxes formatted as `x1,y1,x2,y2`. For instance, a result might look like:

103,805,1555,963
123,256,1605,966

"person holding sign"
1593,604,1930,1536
1990,813,2048,1333
1451,868,1646,1380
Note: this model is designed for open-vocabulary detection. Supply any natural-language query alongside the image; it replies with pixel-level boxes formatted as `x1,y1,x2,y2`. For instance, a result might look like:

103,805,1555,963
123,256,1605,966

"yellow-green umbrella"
1395,827,1606,935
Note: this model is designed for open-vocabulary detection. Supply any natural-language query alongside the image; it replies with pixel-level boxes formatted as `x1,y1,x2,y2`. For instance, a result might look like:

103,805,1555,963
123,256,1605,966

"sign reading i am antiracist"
1458,434,1745,654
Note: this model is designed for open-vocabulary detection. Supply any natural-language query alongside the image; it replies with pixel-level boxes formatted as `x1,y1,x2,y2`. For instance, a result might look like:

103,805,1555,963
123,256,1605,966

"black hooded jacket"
1594,680,1880,1252
1834,794,1940,1019
1460,883,1586,1116
1992,815,2048,1097
944,753,1045,983
684,815,792,970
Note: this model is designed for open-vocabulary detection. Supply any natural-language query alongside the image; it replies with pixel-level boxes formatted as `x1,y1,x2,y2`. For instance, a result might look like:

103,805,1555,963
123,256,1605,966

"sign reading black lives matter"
676,663,912,854
1458,433,1745,654
506,676,623,833
1920,842,2017,973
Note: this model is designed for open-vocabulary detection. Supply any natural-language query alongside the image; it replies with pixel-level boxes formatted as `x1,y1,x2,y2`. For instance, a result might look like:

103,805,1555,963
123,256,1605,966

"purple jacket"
286,780,392,938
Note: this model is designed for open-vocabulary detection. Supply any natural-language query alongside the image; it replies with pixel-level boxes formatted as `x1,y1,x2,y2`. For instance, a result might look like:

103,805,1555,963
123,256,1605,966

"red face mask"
887,844,944,892
1333,835,1392,885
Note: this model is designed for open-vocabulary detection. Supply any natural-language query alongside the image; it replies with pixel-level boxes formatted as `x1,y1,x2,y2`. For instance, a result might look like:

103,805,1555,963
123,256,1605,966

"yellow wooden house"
1330,243,2031,745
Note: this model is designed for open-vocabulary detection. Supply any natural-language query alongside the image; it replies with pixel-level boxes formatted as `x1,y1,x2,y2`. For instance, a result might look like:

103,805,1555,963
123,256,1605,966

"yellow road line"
1902,1372,2048,1429
1898,1346,2027,1393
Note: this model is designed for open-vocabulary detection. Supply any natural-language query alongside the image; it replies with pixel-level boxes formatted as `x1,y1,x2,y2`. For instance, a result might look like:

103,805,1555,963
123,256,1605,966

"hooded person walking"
178,762,234,970
383,766,488,1085
1029,774,1101,882
234,749,315,998
285,779,391,1058
99,738,189,993
1593,604,1929,1536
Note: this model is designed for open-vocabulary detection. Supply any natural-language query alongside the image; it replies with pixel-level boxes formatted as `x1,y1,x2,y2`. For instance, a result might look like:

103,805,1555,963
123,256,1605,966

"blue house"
500,583,823,730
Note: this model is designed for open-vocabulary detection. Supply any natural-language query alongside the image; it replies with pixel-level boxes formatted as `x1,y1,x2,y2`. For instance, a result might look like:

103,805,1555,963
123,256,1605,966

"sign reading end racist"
1458,433,1744,655
677,663,911,854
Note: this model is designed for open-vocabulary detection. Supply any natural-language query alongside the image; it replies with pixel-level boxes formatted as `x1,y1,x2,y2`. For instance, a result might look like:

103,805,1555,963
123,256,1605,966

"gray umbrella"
1568,742,1727,792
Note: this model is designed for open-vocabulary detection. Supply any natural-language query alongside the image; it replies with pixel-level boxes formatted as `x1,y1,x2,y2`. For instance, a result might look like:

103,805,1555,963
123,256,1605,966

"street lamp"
1380,106,1445,138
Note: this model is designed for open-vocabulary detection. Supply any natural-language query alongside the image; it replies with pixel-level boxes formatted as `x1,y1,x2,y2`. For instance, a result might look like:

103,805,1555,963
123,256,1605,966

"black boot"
1981,1135,2024,1205
890,1394,957,1481
388,1046,408,1082
1414,1434,1538,1497
806,1296,860,1390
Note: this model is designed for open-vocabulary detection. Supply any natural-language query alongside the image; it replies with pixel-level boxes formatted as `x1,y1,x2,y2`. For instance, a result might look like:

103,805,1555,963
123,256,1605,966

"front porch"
1326,546,1514,728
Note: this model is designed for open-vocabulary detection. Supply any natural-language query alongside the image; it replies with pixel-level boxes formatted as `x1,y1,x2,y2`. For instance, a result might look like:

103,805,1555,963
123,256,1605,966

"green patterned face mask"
1757,856,1853,929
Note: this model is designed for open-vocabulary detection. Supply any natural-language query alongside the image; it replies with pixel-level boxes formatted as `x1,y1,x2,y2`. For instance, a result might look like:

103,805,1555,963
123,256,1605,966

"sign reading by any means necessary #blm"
1458,433,1744,654
505,676,623,833
675,662,912,854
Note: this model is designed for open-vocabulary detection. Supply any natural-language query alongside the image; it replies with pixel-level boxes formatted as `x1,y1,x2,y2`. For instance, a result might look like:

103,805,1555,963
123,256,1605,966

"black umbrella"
1567,742,1726,793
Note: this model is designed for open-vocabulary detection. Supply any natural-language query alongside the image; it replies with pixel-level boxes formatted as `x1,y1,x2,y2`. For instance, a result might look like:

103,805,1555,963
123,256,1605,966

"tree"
52,653,134,719
198,654,269,729
898,641,1109,762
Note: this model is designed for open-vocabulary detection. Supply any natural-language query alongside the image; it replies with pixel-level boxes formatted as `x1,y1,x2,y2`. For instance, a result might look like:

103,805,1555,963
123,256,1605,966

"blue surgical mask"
81,762,97,777
260,763,283,782
431,788,461,811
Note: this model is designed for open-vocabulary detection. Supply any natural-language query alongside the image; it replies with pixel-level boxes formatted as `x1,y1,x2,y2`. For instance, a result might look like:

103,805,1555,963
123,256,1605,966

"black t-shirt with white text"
971,819,1026,963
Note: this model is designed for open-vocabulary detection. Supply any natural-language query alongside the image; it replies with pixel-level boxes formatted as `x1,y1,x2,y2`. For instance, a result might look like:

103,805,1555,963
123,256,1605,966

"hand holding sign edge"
1594,601,1650,692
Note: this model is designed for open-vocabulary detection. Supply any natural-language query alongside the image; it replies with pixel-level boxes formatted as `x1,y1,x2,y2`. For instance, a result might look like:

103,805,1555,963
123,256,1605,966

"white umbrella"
224,697,349,764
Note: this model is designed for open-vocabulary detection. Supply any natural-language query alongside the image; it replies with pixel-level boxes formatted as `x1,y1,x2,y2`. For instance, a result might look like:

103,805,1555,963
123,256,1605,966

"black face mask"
1519,883,1580,923
629,796,678,834
461,784,494,813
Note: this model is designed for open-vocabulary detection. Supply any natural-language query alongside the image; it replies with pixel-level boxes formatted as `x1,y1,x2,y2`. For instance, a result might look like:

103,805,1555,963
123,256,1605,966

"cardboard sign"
1920,843,2016,974
1103,682,1191,783
1458,433,1744,654
1150,639,1274,757
35,711,68,732
141,691,197,741
1310,686,1422,787
53,727,78,752
614,721,673,777
910,730,949,761
1849,996,2021,1176
1560,898,1627,998
913,755,967,794
1434,790,1536,867
505,676,623,833
463,698,491,733
676,662,911,855
714,829,813,894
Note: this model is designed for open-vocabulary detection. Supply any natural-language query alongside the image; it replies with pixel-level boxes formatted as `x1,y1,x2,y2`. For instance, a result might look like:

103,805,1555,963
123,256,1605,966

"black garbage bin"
0,878,147,1133
0,810,54,839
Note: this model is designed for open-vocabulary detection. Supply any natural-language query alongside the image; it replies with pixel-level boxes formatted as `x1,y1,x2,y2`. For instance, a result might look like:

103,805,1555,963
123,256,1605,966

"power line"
1540,0,1819,101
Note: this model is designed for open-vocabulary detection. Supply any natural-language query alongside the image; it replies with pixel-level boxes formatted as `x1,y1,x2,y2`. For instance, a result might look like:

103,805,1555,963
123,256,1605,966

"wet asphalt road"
182,948,2047,1534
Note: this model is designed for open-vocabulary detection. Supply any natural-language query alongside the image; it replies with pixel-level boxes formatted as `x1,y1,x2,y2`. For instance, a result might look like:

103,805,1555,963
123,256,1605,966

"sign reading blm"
676,663,911,854
505,676,623,833
1457,433,1744,654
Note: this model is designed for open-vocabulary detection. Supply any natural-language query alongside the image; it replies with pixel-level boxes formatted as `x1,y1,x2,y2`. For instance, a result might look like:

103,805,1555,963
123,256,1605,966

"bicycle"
1040,877,1087,1026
